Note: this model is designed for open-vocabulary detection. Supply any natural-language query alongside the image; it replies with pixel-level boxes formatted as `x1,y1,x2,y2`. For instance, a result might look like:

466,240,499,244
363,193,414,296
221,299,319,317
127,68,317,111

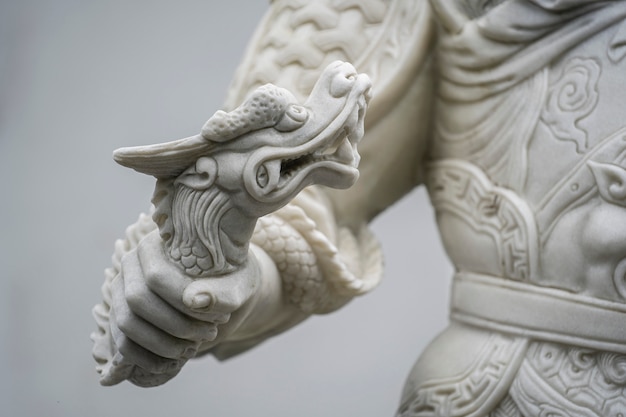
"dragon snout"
326,61,372,100
238,61,372,205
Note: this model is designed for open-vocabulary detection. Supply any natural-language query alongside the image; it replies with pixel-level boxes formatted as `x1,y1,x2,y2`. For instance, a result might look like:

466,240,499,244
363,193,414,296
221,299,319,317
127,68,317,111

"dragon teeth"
335,137,353,162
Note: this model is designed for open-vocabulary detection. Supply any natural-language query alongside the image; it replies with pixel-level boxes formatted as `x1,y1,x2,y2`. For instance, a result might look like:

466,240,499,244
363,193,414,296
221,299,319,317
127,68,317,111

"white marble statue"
92,1,626,415
92,61,374,386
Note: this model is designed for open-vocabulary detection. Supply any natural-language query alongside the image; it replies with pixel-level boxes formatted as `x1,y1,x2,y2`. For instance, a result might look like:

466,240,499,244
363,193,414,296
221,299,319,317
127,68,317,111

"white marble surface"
0,1,450,416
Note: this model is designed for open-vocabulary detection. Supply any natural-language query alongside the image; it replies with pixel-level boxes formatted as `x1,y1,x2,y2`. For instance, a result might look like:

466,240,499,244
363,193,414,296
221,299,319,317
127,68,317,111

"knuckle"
115,311,135,336
115,333,132,356
202,324,219,342
216,295,241,314
124,280,146,309
217,298,238,313
207,311,231,324
232,284,248,301
193,323,218,342
143,265,162,287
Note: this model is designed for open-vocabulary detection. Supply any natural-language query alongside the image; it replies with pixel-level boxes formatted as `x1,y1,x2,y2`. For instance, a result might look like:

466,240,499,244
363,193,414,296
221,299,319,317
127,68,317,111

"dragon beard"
152,179,241,276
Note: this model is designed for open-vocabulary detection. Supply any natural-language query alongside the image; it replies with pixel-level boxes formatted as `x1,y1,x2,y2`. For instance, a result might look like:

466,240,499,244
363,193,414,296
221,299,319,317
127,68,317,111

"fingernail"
204,325,218,342
190,293,212,310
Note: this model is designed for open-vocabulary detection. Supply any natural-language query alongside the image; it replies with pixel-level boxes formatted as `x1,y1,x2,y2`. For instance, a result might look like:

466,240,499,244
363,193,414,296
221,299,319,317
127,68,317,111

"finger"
128,364,182,388
109,306,183,374
136,233,235,322
136,233,188,301
121,251,219,341
182,280,236,322
97,351,134,386
181,283,231,323
182,264,257,317
111,274,199,360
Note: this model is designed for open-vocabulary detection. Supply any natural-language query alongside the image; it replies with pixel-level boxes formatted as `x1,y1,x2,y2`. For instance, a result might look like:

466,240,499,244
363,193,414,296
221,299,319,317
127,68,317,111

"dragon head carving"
113,61,371,275
115,61,371,214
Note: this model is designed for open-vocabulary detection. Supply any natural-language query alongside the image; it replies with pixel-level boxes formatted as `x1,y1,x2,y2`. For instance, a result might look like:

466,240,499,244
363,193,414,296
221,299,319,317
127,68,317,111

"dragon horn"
113,134,214,179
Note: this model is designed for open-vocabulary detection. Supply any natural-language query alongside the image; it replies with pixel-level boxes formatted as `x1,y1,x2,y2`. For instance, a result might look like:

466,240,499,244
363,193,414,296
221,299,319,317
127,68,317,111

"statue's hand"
108,231,260,385
97,61,372,386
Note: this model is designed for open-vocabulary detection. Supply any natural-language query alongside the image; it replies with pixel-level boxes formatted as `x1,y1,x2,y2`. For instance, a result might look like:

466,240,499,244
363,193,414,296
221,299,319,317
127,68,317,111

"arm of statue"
97,229,299,387
92,61,373,386
92,0,437,387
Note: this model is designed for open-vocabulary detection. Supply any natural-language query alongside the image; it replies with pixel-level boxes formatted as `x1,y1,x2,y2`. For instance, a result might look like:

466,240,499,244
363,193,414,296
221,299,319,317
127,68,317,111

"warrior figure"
93,1,626,415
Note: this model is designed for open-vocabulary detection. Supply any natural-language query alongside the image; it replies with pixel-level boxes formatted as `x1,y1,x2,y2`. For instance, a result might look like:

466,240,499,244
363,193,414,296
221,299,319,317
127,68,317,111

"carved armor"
232,1,626,414
401,1,626,416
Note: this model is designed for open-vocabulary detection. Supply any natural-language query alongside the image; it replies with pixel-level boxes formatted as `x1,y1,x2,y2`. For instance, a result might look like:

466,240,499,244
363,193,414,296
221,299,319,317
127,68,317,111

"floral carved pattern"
541,57,601,153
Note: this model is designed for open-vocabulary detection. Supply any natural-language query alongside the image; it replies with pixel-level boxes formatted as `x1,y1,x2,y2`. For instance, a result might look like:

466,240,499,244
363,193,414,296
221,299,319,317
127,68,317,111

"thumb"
182,267,257,316
181,279,235,324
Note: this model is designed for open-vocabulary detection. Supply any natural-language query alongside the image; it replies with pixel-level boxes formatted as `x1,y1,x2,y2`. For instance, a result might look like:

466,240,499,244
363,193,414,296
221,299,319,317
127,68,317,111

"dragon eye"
330,72,356,97
286,105,306,120
275,104,308,132
256,164,269,188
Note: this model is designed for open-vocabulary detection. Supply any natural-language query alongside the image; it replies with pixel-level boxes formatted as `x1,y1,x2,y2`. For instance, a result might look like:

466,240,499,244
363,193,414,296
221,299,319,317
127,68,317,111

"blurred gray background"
0,1,452,416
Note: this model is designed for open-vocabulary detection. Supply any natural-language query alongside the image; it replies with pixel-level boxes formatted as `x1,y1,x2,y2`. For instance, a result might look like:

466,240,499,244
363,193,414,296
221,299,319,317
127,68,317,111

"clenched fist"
103,231,261,386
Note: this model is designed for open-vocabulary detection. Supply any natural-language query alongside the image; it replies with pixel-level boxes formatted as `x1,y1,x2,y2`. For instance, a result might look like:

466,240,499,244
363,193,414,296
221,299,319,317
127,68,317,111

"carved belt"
451,272,626,354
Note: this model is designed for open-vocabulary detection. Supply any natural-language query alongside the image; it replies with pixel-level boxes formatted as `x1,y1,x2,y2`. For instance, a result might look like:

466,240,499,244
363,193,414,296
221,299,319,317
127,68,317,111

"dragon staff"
92,61,372,387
